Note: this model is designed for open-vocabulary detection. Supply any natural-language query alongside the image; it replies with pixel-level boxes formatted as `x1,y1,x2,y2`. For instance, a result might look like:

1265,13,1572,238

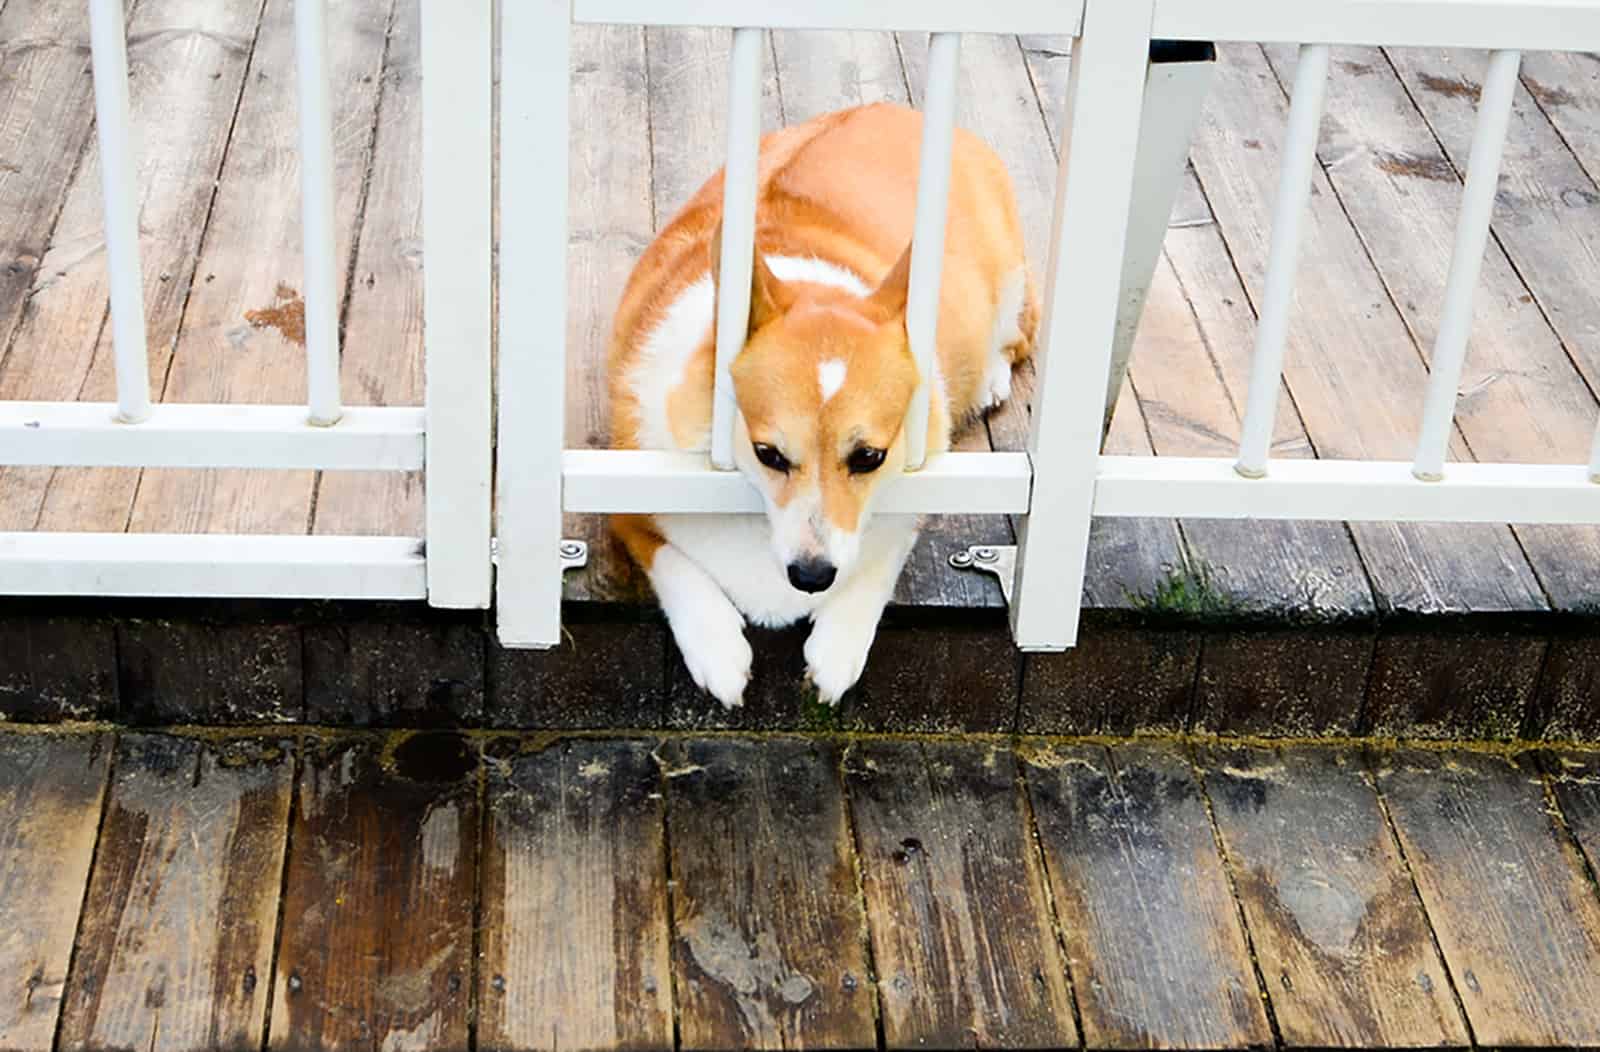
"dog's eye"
847,446,887,475
753,443,791,473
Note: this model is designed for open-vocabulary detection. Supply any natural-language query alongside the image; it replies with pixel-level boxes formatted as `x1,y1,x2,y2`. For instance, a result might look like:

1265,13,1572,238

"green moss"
1129,560,1241,621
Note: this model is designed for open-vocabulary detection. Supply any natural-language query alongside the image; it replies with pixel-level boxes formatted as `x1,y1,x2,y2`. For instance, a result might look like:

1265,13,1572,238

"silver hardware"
949,544,1016,605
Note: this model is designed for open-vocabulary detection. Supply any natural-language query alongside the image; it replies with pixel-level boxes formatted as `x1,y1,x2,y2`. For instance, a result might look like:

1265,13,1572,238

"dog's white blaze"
629,257,866,451
818,359,847,403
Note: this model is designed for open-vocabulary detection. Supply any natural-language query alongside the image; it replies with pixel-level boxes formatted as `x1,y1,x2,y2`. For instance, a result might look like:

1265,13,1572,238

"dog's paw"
804,613,875,706
980,357,1014,410
675,610,752,709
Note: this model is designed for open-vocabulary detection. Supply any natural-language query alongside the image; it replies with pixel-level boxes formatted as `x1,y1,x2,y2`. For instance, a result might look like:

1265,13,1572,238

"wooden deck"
8,2,1600,731
5,726,1600,1050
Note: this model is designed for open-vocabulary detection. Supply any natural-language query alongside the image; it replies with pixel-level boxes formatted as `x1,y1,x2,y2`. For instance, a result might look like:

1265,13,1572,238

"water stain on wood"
1524,76,1578,108
1418,72,1481,100
243,283,306,347
1374,150,1457,182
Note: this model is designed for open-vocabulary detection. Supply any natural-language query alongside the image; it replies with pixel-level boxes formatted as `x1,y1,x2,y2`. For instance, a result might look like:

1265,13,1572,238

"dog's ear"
708,215,791,333
867,241,914,319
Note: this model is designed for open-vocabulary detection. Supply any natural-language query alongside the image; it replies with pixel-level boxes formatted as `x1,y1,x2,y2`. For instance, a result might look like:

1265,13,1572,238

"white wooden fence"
5,0,1599,656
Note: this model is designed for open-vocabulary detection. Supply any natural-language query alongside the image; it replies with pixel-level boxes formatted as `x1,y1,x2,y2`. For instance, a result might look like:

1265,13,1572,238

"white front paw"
804,614,876,706
674,613,752,709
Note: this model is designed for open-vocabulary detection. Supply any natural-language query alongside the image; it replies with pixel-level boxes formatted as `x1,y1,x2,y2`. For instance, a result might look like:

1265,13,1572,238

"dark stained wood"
1195,627,1375,737
479,737,673,1052
1024,742,1272,1050
1531,630,1600,741
845,740,1076,1049
664,737,876,1050
116,617,302,725
1020,617,1201,735
0,732,110,1052
846,621,1022,733
302,613,485,727
60,733,292,1052
1200,743,1467,1048
1548,750,1600,882
15,0,267,534
125,0,393,536
0,614,116,721
492,618,665,730
270,731,476,1052
1363,623,1546,740
1376,748,1600,1046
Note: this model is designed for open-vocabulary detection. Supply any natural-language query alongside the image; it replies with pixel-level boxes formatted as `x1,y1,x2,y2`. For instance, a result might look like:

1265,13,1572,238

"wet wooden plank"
59,733,292,1052
1190,44,1547,621
1201,743,1467,1048
10,0,266,533
125,0,394,535
664,737,875,1050
270,731,477,1052
1376,748,1600,1046
0,733,111,1052
1023,741,1271,1050
0,614,117,721
0,0,97,363
478,737,672,1052
844,739,1076,1049
1548,750,1600,884
313,0,423,536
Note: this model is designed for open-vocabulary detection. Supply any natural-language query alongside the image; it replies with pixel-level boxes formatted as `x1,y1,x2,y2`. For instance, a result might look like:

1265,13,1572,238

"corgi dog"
609,102,1036,708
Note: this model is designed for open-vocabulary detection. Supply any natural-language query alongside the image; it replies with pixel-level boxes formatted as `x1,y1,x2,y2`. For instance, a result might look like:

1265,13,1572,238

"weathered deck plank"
1547,750,1600,888
58,734,292,1052
12,0,266,534
479,738,673,1052
1023,742,1272,1050
124,0,393,535
844,740,1076,1049
1200,743,1467,1048
0,732,110,1052
269,732,476,1052
1376,748,1600,1046
664,738,876,1050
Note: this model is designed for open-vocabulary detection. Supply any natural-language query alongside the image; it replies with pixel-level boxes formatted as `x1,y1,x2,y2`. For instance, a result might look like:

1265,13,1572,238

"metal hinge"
488,537,589,572
949,544,1016,605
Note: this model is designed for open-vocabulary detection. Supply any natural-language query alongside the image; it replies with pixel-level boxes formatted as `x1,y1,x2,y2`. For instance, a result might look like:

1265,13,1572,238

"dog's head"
719,240,920,595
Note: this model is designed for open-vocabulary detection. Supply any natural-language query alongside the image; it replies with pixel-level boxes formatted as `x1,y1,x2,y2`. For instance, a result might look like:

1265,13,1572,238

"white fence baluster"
1588,415,1600,483
295,0,342,426
1413,48,1520,481
710,27,766,470
903,32,961,471
87,0,151,424
1234,42,1330,478
496,0,572,647
421,0,494,607
1009,0,1154,651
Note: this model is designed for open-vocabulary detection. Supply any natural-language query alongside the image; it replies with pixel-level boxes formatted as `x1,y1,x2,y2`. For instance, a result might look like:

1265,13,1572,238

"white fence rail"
5,0,1600,659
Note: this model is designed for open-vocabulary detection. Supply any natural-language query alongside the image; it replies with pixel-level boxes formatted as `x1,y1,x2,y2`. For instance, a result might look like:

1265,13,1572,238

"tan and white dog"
609,102,1036,708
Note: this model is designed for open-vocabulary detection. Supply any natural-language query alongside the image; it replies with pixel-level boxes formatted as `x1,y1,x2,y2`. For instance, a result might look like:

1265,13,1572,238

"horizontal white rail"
0,534,425,598
0,404,424,469
1151,0,1600,50
562,450,1032,514
573,0,1086,34
1097,456,1600,524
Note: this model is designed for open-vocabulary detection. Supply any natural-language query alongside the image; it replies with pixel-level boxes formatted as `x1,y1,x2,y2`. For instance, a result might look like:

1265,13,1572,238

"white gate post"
421,0,494,608
1010,0,1155,651
496,0,572,647
1102,39,1215,434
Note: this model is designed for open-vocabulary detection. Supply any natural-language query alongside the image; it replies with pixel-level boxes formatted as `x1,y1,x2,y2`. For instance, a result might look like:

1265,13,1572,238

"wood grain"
664,737,875,1050
1547,750,1600,882
0,732,110,1052
60,733,292,1052
1201,743,1467,1048
12,0,265,533
1376,748,1600,1046
479,737,673,1052
1188,43,1546,620
844,739,1075,1049
1024,741,1271,1050
124,0,393,536
312,0,423,536
270,731,477,1052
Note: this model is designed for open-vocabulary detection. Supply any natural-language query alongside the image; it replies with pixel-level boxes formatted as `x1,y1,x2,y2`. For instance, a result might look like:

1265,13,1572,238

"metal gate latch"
949,545,1017,605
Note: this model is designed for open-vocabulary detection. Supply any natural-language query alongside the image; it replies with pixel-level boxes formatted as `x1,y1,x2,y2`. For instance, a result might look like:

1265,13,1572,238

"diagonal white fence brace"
496,0,573,647
1009,0,1157,651
421,0,494,607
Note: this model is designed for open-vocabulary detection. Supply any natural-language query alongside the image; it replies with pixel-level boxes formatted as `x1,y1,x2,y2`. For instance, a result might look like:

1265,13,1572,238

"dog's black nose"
787,559,837,593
